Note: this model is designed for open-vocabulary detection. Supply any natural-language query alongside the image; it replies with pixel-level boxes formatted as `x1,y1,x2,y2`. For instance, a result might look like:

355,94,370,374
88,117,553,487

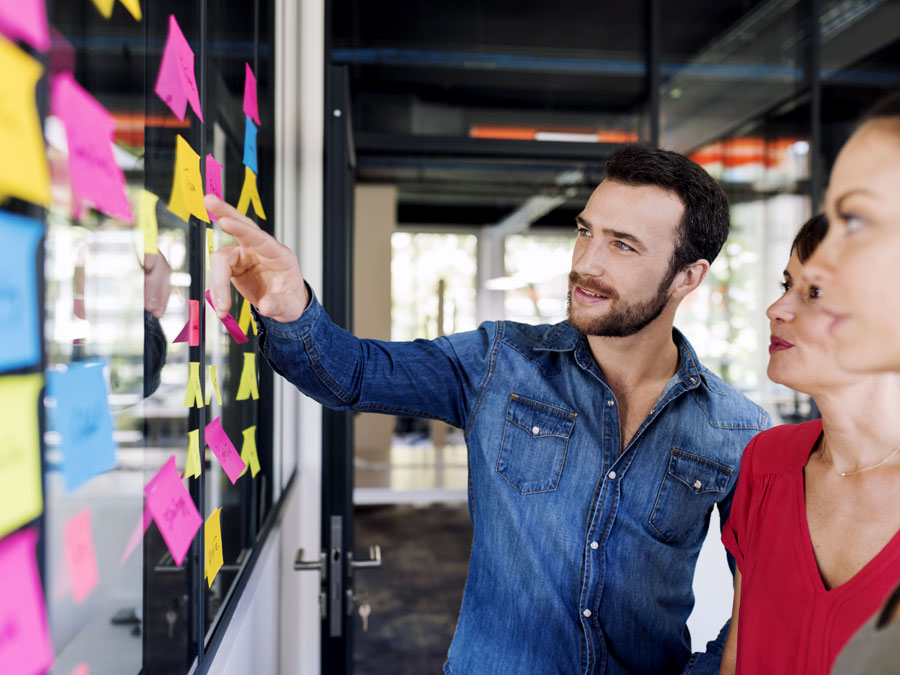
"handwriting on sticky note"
120,504,151,565
144,455,202,566
46,360,118,493
205,290,249,343
51,72,133,223
64,509,100,604
236,166,267,220
0,212,42,372
168,135,210,223
239,425,260,479
238,297,258,336
0,529,54,673
236,352,259,401
0,0,50,51
183,429,201,479
205,365,222,406
174,299,200,346
205,417,246,485
0,37,50,206
243,116,258,175
183,361,203,408
205,154,223,222
154,14,202,122
0,374,42,538
243,63,260,125
205,507,223,587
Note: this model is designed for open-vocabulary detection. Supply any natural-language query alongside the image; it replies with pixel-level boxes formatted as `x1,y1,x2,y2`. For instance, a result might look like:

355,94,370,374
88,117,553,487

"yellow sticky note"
204,507,223,587
206,226,214,271
0,37,50,207
93,0,141,21
137,189,159,254
236,167,267,220
91,0,115,17
238,426,260,478
204,365,222,406
236,352,259,401
183,429,201,479
119,0,142,20
168,135,210,224
238,298,258,336
183,361,203,408
0,374,44,538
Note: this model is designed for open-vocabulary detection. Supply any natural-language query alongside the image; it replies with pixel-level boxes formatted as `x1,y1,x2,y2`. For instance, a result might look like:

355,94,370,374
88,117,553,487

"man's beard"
566,270,674,337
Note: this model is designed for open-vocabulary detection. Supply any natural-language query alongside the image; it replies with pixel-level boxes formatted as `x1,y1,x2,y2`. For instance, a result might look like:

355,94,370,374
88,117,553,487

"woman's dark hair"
604,144,731,279
791,214,829,264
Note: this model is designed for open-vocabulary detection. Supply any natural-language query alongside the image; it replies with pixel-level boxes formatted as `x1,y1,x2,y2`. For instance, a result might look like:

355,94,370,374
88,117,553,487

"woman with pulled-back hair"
802,90,900,674
718,213,900,675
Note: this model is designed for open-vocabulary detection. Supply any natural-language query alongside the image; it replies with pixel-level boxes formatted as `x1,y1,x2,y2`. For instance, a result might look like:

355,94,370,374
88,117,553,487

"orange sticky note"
168,135,210,223
183,361,203,408
239,425,260,478
64,509,100,604
236,352,259,401
236,166,266,220
205,507,223,586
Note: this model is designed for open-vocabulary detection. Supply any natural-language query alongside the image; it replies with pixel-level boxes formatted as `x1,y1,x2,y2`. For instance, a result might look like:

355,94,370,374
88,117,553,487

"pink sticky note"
144,456,202,566
71,663,90,675
205,154,223,222
243,62,260,126
154,15,203,122
0,0,50,51
206,417,246,485
64,509,100,605
173,299,200,346
206,290,249,343
51,72,133,223
119,505,152,565
0,529,55,674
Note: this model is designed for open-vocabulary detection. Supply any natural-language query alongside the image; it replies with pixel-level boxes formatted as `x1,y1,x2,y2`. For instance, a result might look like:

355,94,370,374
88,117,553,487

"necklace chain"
821,438,900,477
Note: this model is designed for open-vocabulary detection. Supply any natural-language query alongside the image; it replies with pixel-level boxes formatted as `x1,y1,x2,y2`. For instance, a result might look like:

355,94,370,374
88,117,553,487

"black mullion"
808,0,822,211
645,0,660,148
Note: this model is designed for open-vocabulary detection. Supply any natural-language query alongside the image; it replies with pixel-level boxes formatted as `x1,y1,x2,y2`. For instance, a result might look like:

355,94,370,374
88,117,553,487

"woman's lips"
769,335,794,353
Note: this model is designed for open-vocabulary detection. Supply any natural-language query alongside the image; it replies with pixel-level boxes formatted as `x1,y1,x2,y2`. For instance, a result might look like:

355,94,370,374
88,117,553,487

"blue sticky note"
243,115,258,175
0,211,42,373
46,360,118,492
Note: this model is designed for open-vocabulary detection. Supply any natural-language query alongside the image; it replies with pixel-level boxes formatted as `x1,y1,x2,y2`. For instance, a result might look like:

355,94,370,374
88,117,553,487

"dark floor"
353,503,473,674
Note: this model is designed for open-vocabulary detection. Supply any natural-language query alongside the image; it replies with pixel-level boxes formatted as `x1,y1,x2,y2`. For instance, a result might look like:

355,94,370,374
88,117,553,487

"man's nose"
572,240,607,277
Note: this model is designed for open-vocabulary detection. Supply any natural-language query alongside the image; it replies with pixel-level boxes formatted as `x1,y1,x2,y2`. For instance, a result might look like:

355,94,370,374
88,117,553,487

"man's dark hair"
790,214,828,264
604,144,731,278
864,90,900,121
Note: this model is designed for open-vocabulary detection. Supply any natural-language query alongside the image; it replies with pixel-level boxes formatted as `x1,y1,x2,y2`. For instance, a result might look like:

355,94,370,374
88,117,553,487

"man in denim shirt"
206,144,770,674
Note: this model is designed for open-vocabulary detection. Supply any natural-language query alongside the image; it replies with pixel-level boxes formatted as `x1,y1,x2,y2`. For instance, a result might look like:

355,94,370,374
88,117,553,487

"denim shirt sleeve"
254,286,498,430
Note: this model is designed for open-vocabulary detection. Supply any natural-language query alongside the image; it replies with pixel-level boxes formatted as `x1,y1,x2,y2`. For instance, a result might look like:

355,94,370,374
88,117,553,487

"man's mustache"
568,272,619,301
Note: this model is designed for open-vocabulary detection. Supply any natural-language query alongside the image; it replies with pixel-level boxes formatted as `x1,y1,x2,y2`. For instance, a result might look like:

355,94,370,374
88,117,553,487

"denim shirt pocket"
649,447,734,543
496,393,577,494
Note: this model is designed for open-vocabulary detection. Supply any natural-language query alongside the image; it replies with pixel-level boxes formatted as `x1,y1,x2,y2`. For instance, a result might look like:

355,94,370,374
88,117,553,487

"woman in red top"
718,215,900,675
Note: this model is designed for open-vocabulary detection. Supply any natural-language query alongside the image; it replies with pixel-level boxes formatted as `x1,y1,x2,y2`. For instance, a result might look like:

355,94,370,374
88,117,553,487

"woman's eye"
843,213,863,233
779,280,790,293
809,285,822,300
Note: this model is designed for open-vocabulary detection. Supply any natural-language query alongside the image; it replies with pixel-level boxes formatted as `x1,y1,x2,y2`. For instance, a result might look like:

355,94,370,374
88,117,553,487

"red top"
722,420,900,675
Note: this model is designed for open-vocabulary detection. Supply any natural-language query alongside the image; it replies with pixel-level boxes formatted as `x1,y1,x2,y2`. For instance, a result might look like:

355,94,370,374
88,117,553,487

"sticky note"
0,374,42,538
0,0,50,51
238,297,258,336
205,153,223,222
0,529,54,674
154,14,203,122
205,417,246,485
183,429,201,479
236,166,266,220
137,189,159,254
0,212,42,372
144,455,202,566
205,290,249,343
243,116,258,175
91,0,115,17
119,0,141,20
205,507,223,587
51,72,133,223
205,365,222,406
119,505,151,565
71,663,90,675
64,509,100,604
183,361,203,408
92,0,141,20
46,360,118,493
239,425,260,479
236,352,259,401
0,37,50,206
243,63,260,126
168,135,210,223
173,298,200,346
206,226,214,272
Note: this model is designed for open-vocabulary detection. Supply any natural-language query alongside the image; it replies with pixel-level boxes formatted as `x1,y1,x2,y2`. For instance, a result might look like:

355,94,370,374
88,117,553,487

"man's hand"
205,195,308,323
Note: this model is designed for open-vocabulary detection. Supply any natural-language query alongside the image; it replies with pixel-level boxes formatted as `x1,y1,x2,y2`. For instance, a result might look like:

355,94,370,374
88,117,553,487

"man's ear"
671,259,710,300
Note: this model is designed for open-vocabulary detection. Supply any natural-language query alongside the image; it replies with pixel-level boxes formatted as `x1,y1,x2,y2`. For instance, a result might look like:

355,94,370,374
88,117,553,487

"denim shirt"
256,290,770,675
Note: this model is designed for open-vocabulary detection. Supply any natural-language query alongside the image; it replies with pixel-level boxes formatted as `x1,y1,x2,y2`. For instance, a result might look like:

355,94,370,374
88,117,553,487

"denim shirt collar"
532,322,721,395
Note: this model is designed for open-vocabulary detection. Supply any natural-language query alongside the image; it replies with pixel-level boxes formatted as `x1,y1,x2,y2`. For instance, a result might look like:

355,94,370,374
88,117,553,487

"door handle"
294,548,326,575
349,545,382,570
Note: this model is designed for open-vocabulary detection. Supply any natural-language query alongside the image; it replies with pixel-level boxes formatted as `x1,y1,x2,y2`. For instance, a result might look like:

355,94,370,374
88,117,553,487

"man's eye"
575,227,590,237
614,241,632,251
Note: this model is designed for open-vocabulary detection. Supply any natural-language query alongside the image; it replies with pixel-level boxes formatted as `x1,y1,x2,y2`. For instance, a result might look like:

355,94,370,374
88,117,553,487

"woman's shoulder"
743,419,823,476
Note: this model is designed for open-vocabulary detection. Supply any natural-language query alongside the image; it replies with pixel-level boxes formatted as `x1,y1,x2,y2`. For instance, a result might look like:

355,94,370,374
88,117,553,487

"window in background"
500,234,572,326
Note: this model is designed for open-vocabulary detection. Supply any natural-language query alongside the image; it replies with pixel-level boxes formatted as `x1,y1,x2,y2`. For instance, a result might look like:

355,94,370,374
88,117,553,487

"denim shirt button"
606,399,615,407
608,471,617,480
693,479,703,490
582,609,592,618
531,425,540,435
590,541,599,550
